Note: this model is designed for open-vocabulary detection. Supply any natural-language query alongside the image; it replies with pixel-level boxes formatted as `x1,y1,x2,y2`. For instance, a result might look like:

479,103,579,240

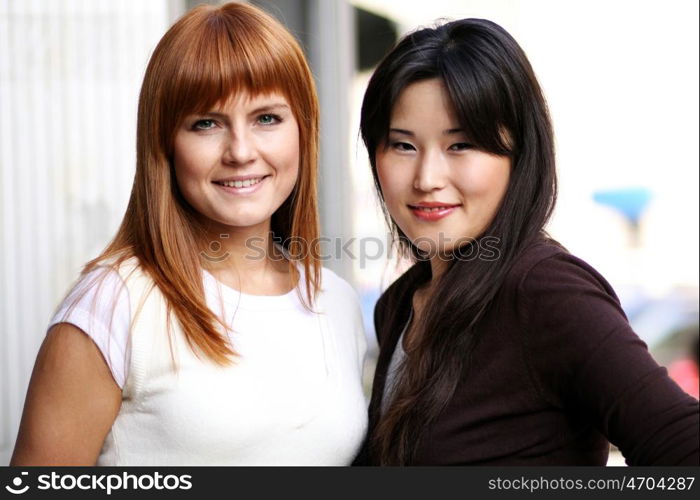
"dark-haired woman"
356,18,699,465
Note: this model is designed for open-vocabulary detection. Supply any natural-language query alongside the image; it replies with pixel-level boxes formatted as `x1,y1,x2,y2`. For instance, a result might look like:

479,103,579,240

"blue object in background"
360,289,382,355
592,187,653,225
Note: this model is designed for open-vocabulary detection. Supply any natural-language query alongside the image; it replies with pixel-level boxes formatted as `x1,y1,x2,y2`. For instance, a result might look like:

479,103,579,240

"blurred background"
0,0,697,465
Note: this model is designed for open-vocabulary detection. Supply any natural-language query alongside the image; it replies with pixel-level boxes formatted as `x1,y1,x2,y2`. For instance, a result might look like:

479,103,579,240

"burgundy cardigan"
357,241,699,465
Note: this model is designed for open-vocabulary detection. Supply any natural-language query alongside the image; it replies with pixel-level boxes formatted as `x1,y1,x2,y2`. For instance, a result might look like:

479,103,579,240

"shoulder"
319,267,360,301
62,256,145,300
60,264,131,310
65,256,158,309
504,240,618,303
106,256,148,285
317,268,367,345
316,267,363,319
504,240,631,377
375,262,428,322
96,256,161,307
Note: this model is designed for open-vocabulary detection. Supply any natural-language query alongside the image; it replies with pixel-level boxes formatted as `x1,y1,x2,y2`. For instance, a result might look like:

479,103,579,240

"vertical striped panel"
0,0,173,463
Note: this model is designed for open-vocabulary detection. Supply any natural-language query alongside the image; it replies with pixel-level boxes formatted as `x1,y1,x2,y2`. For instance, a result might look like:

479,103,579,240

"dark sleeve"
374,292,388,345
518,252,699,465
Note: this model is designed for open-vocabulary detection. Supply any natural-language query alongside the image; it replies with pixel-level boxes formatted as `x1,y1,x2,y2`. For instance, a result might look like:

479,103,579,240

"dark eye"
449,142,474,151
391,141,415,152
192,119,216,131
258,114,281,125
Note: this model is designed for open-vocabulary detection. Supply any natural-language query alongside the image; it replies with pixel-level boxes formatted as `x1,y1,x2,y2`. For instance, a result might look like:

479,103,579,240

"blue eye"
258,114,281,125
449,142,474,151
192,119,216,130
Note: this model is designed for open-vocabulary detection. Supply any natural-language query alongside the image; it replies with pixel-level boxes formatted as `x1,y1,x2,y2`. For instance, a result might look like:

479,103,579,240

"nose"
223,127,257,166
413,148,448,192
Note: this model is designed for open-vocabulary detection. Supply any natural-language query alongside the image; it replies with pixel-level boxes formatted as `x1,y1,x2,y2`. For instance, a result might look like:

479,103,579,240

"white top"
49,259,368,465
380,309,412,414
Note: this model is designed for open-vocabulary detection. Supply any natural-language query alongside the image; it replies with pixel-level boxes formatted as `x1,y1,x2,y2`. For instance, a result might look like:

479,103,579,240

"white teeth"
415,206,448,212
219,177,263,188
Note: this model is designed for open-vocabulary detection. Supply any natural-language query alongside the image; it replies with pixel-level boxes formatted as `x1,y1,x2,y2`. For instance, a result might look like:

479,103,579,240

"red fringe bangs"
162,9,306,131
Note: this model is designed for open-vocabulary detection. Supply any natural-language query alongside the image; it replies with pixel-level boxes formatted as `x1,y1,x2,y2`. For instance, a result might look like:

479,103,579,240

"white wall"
0,0,172,464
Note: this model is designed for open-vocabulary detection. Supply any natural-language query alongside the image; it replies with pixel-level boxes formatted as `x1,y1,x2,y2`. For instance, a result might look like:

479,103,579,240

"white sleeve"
49,267,131,389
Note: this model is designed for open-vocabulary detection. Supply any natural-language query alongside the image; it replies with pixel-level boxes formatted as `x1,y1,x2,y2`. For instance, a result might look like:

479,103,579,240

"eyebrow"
389,127,465,136
197,103,291,118
444,128,464,135
201,111,229,120
249,103,291,114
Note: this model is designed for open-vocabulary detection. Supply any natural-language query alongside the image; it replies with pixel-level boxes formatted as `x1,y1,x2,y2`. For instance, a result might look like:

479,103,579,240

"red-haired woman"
11,2,367,465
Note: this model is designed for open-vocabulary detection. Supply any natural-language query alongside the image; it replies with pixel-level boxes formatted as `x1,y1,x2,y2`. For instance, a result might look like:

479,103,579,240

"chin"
205,213,265,229
226,219,267,229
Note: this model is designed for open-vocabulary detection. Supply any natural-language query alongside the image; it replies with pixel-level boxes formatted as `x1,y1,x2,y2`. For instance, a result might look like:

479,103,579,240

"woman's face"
173,91,299,234
375,78,511,256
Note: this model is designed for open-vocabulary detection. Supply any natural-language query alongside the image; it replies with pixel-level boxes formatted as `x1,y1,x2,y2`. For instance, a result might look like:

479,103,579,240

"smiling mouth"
407,203,461,221
213,176,268,188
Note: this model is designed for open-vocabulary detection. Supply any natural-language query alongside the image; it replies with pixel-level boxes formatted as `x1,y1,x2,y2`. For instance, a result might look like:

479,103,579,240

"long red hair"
84,2,321,364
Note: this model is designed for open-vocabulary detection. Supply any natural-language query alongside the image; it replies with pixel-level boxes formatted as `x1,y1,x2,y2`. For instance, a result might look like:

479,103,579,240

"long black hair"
360,18,558,464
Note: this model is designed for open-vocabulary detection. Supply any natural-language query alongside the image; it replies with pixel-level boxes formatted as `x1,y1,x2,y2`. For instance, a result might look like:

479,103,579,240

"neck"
197,219,291,294
428,256,450,283
411,257,449,312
